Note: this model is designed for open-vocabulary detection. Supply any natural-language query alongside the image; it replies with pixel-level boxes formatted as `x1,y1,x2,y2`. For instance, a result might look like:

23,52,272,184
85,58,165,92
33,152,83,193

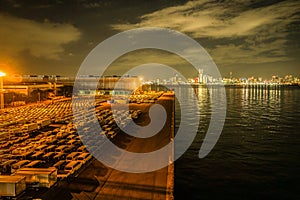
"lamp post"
0,71,6,110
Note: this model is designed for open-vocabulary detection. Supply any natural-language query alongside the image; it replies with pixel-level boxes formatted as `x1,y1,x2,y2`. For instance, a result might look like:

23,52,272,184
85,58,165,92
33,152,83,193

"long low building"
1,75,142,107
3,84,63,96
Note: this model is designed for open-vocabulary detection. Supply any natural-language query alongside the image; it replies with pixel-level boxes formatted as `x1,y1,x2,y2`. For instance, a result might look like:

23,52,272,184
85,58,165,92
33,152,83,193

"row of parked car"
128,91,164,103
1,96,145,180
0,96,109,138
0,122,92,178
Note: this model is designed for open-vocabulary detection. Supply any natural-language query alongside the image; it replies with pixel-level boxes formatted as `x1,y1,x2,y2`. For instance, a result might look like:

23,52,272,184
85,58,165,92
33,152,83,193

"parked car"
76,153,92,164
24,160,45,168
53,160,67,170
11,160,30,173
66,152,80,161
64,161,82,174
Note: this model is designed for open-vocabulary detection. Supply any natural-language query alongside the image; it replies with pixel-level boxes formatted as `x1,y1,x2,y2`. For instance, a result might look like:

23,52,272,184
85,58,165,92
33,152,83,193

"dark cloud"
111,0,300,78
0,14,81,60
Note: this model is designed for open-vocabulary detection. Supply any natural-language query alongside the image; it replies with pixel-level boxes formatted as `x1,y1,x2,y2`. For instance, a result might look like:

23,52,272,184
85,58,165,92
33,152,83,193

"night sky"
0,0,299,79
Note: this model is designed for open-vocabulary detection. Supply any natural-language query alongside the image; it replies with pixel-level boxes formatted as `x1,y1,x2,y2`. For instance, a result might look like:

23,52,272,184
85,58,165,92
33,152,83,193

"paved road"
50,94,174,200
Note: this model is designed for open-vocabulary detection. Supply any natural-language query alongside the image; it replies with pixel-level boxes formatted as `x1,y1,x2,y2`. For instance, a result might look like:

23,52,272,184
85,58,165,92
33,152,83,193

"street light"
0,71,6,110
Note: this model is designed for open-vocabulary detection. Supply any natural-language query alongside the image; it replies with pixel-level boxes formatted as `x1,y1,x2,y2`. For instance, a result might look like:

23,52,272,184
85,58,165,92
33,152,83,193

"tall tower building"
198,68,204,83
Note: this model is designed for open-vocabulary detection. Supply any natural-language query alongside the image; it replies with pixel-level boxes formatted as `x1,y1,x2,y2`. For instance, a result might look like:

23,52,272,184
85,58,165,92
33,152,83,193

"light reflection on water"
174,86,300,200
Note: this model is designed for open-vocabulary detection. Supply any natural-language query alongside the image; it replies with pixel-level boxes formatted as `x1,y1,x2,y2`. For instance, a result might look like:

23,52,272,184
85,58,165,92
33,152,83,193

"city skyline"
0,0,300,79
2,71,300,86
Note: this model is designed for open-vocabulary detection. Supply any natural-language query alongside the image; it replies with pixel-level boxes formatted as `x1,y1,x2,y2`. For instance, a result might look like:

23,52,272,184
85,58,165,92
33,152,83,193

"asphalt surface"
49,94,174,200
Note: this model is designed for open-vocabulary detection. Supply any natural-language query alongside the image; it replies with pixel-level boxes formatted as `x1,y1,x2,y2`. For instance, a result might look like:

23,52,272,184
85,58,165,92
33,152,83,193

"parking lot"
0,92,165,199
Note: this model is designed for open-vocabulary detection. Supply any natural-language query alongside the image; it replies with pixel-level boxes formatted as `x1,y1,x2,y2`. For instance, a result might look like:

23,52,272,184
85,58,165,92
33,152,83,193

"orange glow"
6,74,23,83
0,56,21,75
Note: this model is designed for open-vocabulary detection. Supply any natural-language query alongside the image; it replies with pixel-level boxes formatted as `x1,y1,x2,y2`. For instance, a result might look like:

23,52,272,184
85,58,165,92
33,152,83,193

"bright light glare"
0,72,6,77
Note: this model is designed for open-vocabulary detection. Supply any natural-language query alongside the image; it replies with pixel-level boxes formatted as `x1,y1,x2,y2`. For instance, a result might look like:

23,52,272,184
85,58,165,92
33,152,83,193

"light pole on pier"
0,71,6,110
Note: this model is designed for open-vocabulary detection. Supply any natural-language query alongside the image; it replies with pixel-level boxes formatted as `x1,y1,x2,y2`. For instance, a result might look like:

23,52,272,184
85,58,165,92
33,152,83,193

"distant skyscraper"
198,68,204,83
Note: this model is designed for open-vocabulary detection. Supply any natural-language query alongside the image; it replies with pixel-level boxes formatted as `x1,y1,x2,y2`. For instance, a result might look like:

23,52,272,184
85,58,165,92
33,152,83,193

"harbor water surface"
174,86,300,199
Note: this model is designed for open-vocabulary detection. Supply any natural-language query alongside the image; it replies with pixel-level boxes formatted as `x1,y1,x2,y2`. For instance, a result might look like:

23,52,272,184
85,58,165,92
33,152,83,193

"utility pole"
0,72,6,109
